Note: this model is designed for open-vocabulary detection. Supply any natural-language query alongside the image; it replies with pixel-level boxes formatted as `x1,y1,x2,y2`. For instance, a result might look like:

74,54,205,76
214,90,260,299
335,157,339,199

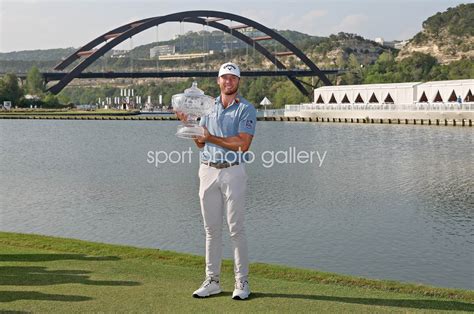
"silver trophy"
172,81,215,139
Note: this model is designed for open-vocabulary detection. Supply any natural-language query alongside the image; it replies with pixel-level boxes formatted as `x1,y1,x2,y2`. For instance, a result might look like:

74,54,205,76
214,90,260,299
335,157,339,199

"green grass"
0,232,472,313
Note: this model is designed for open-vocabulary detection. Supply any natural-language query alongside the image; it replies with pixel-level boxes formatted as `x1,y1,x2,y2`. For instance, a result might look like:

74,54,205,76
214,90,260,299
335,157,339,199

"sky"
0,0,469,52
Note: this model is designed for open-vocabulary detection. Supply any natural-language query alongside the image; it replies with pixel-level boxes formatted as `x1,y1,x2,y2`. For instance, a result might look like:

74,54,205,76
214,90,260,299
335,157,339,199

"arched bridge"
48,10,334,96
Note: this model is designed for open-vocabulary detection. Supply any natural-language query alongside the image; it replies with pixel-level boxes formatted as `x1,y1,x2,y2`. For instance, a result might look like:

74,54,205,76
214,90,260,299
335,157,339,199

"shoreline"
0,113,472,126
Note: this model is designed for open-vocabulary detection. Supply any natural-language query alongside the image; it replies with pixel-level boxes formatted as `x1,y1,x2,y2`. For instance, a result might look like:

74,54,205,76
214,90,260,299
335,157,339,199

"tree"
363,52,398,83
342,54,364,85
43,93,61,108
241,77,267,106
445,59,474,79
271,80,308,108
398,52,437,81
57,92,71,106
0,73,23,105
26,66,44,95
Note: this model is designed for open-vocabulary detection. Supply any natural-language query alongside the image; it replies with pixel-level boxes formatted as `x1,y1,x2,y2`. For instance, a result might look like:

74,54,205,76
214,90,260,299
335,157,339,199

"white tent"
260,97,272,111
312,79,474,107
260,97,272,106
415,79,473,103
313,82,420,107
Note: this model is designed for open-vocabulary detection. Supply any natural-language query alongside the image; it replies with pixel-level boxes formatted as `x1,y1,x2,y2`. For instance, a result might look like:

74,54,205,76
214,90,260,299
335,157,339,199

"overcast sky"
0,0,468,52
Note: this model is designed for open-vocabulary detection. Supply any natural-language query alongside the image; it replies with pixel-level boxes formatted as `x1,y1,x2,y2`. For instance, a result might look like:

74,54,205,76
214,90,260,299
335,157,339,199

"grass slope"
0,232,472,313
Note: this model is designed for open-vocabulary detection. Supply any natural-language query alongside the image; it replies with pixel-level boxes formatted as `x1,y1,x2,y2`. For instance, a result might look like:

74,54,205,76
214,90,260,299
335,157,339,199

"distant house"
374,37,408,49
150,45,176,58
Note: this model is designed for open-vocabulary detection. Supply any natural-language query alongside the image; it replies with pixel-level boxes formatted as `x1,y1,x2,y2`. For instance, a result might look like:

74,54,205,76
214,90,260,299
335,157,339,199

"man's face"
217,74,240,95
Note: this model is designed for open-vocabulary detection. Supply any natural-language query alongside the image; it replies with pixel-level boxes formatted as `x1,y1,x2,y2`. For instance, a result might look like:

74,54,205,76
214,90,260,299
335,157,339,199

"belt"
201,161,240,169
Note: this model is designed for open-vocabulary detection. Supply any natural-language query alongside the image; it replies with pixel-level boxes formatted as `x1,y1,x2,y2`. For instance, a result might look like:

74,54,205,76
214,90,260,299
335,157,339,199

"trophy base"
176,124,204,139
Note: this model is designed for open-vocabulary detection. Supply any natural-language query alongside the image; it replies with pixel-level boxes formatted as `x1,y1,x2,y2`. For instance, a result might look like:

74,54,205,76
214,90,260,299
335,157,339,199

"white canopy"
415,79,473,103
260,97,272,106
314,82,419,106
312,79,474,106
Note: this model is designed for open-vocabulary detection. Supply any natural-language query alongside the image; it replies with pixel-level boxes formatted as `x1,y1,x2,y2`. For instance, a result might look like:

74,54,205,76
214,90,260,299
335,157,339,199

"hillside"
397,3,474,64
0,48,76,62
0,30,391,73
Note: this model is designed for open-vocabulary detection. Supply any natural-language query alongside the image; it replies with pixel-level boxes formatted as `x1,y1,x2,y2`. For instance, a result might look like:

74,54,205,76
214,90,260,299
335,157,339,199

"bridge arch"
49,10,332,95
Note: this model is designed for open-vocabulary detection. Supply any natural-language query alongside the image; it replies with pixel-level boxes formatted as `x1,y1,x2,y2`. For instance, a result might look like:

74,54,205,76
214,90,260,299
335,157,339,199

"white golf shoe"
192,277,222,298
232,279,250,300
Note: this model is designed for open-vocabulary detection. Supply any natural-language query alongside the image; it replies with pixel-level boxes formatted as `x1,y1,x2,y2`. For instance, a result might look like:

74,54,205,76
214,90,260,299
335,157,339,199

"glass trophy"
172,81,214,139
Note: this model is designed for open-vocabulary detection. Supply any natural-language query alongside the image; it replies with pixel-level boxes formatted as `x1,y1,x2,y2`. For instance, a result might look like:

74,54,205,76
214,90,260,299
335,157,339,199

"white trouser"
198,163,249,281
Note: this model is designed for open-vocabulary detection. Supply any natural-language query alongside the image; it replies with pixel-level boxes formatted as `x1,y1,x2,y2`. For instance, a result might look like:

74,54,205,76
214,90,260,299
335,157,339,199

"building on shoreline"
285,79,474,123
287,79,473,111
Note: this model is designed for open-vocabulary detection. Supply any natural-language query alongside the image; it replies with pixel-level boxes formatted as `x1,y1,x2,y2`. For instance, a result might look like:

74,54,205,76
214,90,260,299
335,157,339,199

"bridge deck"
8,69,342,81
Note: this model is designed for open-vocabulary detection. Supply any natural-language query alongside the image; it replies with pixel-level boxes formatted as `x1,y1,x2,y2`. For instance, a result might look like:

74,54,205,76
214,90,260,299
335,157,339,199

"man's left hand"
197,126,211,143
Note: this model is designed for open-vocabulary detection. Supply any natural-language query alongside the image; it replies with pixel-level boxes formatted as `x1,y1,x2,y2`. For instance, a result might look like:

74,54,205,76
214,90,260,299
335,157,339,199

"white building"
157,51,214,60
394,40,409,49
374,37,408,49
150,45,176,58
375,37,385,46
111,49,129,58
312,79,473,108
284,79,474,122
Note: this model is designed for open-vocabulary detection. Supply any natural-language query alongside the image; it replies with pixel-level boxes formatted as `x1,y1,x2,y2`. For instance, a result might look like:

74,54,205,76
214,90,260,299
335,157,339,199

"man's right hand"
174,110,188,122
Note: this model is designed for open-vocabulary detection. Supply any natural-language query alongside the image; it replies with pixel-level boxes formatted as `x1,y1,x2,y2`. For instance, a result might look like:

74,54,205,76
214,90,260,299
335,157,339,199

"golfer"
176,62,256,300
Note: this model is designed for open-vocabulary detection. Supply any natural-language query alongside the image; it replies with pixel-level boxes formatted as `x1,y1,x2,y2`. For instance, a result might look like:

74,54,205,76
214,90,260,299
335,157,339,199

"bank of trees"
363,52,473,83
0,66,67,108
57,76,311,109
0,73,23,105
2,51,472,109
58,51,473,109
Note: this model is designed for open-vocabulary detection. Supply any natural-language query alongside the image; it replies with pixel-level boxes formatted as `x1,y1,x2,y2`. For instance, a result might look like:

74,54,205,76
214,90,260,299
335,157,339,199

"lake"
0,119,472,289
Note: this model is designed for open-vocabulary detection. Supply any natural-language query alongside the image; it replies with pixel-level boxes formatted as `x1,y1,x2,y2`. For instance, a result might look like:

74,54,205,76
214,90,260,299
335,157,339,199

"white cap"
218,62,240,78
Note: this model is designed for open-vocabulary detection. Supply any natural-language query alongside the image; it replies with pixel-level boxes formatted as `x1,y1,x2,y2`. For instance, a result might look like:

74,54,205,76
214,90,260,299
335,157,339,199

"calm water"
0,120,472,290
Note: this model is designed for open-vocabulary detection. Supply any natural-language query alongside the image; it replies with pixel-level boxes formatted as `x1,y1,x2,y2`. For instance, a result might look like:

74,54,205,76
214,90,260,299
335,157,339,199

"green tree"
241,77,267,107
26,66,44,95
0,73,23,105
341,54,364,85
445,59,474,79
271,80,308,108
363,52,398,83
398,52,437,81
57,92,71,106
43,93,61,108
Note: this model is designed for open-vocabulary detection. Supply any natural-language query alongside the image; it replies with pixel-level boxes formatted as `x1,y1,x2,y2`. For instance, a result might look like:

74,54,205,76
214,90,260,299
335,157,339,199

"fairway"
0,232,473,313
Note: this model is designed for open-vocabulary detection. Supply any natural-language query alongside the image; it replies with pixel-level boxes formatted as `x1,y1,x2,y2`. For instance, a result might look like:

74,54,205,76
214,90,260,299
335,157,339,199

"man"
176,62,256,300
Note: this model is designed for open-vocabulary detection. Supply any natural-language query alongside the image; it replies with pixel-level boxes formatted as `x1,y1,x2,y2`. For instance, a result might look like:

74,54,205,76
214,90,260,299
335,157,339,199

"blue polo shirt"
199,95,257,163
